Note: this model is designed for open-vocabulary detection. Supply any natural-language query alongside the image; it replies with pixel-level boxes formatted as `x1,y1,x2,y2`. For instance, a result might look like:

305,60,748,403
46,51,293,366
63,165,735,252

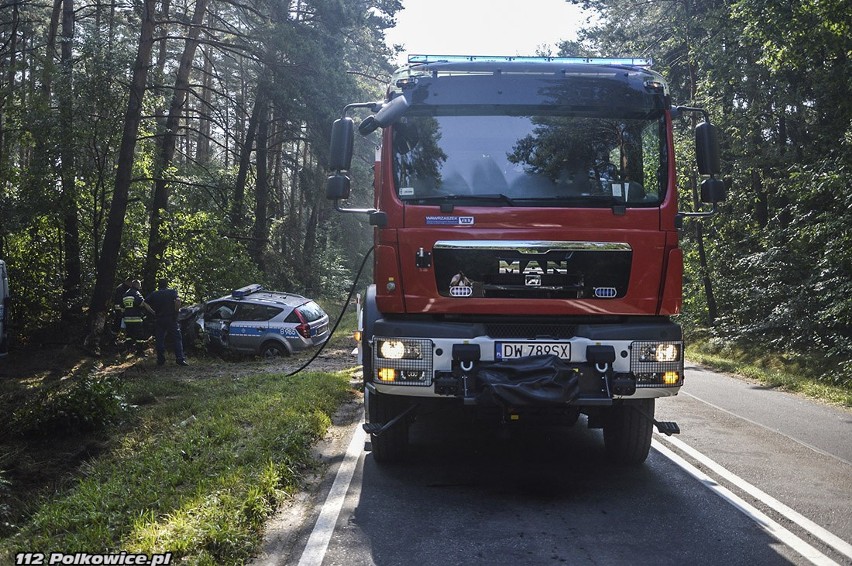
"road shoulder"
252,384,364,565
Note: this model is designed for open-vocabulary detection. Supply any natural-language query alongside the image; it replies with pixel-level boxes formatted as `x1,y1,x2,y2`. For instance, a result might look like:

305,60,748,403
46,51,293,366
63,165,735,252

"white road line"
652,439,839,566
680,390,852,468
298,419,366,566
656,433,852,561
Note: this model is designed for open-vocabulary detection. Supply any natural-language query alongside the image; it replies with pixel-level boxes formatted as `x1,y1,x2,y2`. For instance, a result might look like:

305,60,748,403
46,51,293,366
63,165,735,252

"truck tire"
603,398,654,465
366,389,410,464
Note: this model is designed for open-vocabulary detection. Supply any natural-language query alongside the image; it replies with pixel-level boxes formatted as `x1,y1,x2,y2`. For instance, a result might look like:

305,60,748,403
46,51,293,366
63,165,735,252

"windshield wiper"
512,195,622,206
404,193,518,206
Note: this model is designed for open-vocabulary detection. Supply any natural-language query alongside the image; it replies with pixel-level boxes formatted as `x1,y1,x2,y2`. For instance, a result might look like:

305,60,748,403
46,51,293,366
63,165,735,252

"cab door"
202,300,236,349
228,303,282,352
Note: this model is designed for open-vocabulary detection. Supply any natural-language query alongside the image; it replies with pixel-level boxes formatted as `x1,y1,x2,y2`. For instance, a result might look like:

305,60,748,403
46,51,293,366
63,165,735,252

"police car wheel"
260,341,288,358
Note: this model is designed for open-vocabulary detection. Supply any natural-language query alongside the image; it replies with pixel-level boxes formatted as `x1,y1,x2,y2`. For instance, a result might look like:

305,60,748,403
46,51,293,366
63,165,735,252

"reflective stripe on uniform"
123,317,143,323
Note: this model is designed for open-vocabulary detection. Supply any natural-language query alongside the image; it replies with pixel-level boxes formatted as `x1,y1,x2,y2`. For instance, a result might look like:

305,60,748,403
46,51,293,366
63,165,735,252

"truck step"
654,420,680,436
362,423,384,435
362,403,418,437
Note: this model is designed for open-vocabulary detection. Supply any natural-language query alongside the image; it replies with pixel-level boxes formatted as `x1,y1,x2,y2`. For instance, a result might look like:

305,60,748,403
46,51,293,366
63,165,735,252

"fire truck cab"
327,55,725,464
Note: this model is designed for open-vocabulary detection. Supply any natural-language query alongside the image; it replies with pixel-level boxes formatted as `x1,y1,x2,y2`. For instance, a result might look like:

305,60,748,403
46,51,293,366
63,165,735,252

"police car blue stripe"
228,326,265,336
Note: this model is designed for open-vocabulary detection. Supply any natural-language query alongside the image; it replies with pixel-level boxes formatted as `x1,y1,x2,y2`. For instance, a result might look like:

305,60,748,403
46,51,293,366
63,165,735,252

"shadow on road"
340,406,799,566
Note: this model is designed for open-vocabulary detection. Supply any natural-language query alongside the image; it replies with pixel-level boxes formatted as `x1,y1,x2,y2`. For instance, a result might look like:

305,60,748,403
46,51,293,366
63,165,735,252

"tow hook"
452,343,480,405
363,402,418,437
587,345,622,396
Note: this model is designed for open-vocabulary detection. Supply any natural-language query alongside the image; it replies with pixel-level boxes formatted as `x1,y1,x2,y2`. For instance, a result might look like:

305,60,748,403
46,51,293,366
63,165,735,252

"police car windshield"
393,113,667,208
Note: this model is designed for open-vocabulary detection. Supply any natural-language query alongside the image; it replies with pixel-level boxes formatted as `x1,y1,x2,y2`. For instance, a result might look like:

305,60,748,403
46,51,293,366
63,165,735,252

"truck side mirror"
695,122,726,204
329,117,354,171
674,106,728,220
326,100,396,224
326,174,351,200
695,122,721,176
700,178,726,204
358,95,410,135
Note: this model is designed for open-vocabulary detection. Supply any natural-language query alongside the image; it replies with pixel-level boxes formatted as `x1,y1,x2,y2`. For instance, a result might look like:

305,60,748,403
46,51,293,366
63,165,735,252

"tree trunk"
269,106,285,219
59,0,82,319
0,0,20,188
107,0,116,51
152,0,171,130
751,169,768,228
302,198,319,291
231,83,263,230
195,46,213,163
143,0,209,291
40,0,62,97
249,89,269,269
691,175,718,326
84,0,157,354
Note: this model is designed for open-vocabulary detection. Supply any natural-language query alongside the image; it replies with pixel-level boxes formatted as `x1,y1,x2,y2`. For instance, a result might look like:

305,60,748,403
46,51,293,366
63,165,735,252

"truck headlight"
631,341,683,388
655,343,680,362
377,339,422,360
372,338,433,386
637,342,680,363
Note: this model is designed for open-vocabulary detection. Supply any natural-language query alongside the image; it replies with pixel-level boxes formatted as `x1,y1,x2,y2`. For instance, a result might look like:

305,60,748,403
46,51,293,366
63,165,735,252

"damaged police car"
202,284,329,358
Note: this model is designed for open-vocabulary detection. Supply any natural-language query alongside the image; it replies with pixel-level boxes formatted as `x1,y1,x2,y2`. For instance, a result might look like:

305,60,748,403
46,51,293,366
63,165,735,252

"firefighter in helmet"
122,279,155,355
111,276,132,341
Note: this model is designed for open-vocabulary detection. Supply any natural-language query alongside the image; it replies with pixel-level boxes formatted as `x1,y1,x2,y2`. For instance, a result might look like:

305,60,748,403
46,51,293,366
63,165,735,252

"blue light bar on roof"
407,54,653,67
232,283,263,298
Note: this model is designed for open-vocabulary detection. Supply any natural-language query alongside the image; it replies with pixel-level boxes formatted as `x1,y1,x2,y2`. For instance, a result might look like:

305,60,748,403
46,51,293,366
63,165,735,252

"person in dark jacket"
122,280,154,355
146,278,188,366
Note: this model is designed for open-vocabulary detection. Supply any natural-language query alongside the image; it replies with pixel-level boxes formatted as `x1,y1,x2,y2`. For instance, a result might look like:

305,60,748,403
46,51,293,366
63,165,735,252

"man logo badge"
525,274,542,286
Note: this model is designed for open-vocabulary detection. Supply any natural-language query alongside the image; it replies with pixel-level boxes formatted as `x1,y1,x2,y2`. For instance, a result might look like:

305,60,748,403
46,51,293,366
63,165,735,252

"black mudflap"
475,355,580,407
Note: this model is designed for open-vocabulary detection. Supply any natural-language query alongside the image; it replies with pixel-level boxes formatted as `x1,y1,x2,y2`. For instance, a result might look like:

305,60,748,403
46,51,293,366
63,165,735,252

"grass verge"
0,366,353,564
686,339,852,408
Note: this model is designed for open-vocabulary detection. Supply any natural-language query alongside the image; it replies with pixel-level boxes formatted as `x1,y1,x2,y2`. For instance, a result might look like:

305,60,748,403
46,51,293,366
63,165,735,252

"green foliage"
710,139,852,386
0,369,352,563
9,374,128,436
4,217,65,337
0,471,10,533
158,209,263,304
0,0,396,345
579,0,852,387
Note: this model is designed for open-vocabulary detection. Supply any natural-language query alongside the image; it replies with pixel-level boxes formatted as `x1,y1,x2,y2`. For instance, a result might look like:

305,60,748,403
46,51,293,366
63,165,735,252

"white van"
0,260,8,356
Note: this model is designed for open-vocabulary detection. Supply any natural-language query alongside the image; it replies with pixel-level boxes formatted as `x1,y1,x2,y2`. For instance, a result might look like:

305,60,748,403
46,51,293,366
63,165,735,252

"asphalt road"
255,364,852,566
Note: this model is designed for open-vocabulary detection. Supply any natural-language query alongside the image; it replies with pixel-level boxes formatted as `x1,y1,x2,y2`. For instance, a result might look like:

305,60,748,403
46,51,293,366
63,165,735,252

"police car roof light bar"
232,283,263,298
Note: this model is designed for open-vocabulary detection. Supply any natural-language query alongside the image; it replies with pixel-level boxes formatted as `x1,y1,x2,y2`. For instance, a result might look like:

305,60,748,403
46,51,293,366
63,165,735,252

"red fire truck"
327,55,725,464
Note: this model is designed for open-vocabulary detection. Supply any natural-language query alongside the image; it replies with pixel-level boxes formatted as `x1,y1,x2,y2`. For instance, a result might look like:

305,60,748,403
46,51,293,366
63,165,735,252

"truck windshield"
393,113,667,207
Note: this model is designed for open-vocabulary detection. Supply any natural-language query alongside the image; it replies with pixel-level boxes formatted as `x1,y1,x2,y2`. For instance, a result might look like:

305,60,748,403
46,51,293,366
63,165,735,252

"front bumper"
367,317,683,405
